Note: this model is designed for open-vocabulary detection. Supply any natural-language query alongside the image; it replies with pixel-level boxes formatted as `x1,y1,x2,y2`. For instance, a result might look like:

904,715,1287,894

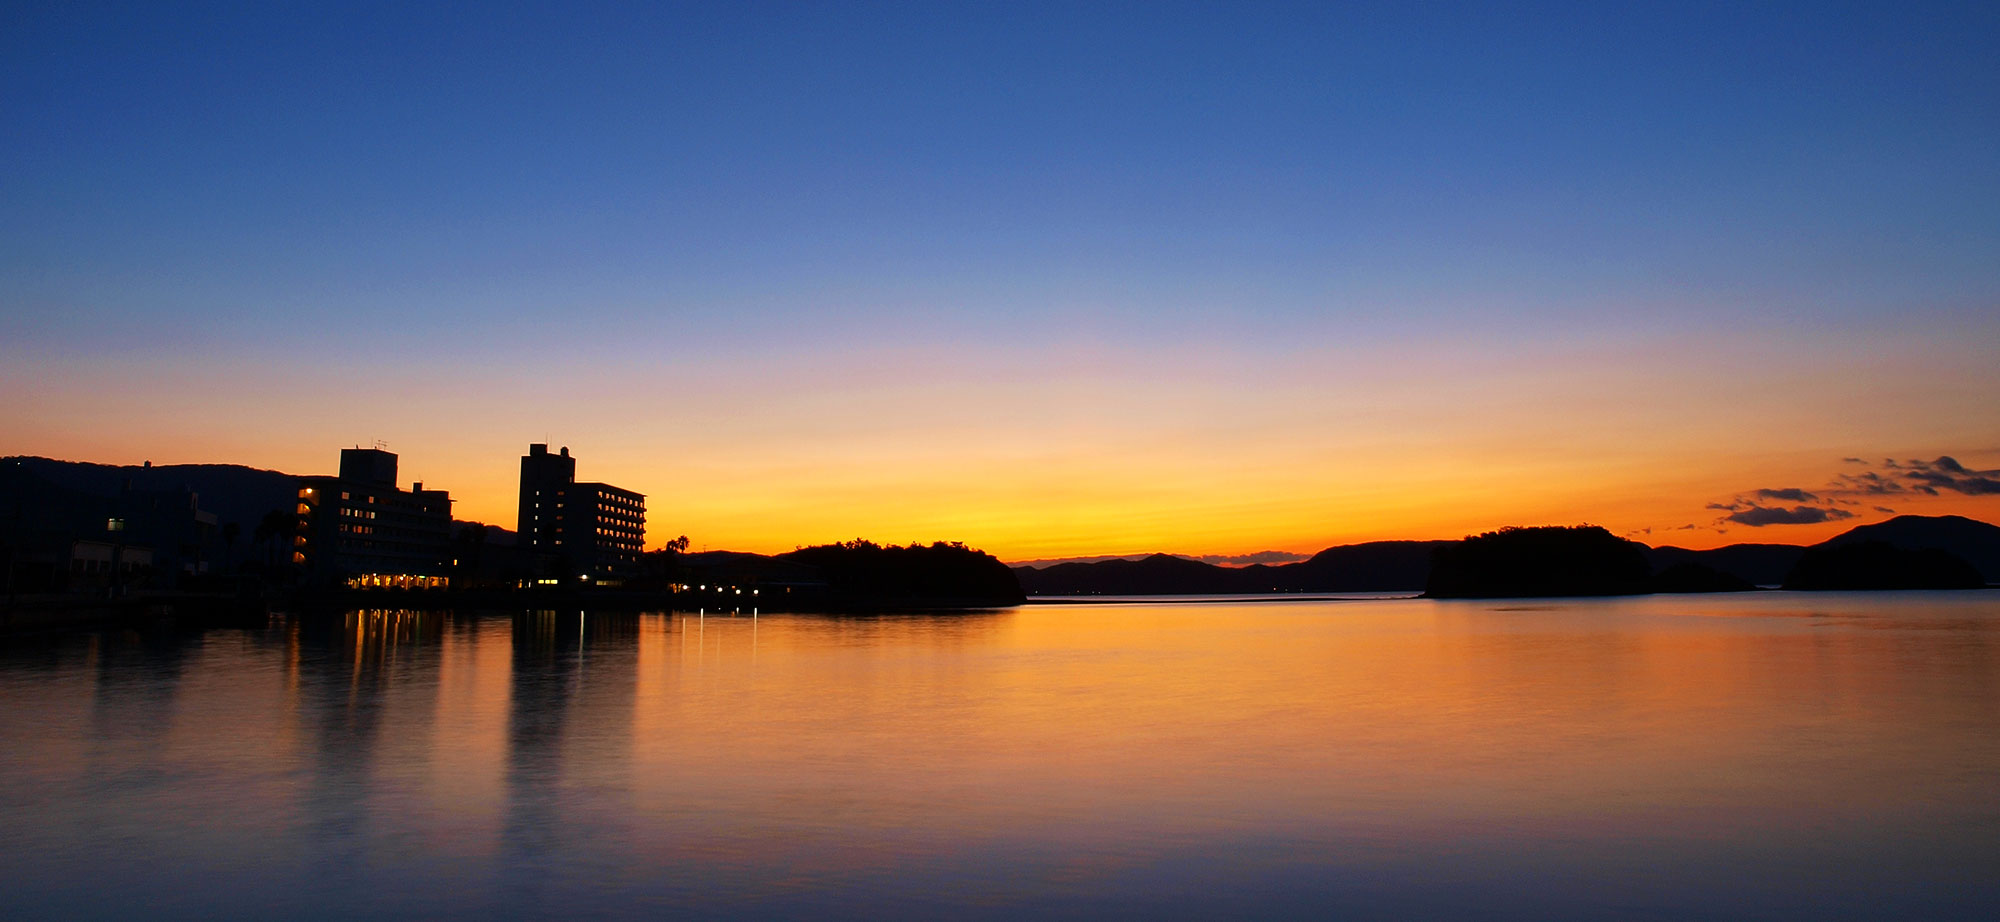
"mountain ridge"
1014,515,2000,595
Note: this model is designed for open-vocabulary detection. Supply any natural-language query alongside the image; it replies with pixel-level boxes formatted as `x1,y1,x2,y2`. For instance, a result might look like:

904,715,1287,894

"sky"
4,1,1998,561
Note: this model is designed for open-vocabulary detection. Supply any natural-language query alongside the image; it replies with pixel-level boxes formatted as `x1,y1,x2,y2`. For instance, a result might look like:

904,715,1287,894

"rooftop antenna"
374,439,389,451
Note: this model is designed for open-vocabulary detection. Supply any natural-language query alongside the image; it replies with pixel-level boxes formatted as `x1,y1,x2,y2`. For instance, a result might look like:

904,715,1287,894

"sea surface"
2,593,1997,920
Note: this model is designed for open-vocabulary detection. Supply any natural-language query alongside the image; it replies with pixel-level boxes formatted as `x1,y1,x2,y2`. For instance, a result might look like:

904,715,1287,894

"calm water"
3,593,1997,920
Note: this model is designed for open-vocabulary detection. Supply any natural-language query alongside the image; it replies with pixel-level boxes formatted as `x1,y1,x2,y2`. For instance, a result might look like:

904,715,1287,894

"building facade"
295,448,453,588
517,443,645,584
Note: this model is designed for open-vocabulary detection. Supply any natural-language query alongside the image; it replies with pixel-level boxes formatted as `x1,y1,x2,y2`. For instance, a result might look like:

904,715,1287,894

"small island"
1424,525,1652,598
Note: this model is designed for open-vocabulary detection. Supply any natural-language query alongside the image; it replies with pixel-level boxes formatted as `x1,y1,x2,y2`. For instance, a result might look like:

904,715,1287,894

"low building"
67,539,155,593
517,443,645,584
295,448,452,589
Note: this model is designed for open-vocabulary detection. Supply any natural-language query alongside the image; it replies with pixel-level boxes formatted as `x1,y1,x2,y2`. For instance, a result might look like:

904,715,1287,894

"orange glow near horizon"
5,329,1998,561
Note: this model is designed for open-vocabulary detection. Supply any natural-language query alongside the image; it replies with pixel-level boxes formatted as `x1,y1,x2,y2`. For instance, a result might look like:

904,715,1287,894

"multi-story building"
517,443,645,584
295,448,453,588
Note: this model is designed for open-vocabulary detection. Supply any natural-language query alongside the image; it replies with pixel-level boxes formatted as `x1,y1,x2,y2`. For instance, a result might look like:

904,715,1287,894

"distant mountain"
1018,553,1250,595
7,456,532,539
5,456,300,535
1650,562,1756,593
1783,541,1985,590
0,463,119,532
1018,516,1999,597
1643,544,1805,587
1014,541,1446,595
1277,540,1448,592
456,521,518,546
1820,515,2000,583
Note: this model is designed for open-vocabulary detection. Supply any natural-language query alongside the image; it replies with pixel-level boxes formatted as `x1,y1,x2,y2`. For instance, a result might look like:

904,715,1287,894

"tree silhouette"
221,521,241,571
253,508,292,568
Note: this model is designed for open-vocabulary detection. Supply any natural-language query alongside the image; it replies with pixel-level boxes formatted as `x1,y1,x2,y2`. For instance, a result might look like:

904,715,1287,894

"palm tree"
254,508,293,569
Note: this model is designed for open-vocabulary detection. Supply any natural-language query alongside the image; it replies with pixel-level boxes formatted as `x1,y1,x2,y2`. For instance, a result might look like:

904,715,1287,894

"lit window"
106,517,125,532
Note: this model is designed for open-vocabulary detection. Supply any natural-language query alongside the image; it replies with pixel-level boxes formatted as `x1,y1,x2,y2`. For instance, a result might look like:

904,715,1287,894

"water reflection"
502,611,643,913
0,596,1995,919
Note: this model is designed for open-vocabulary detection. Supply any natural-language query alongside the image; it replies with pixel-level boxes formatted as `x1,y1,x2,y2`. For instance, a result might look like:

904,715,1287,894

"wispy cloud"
1834,457,2000,496
1722,505,1854,527
1701,453,1997,528
1900,456,2000,495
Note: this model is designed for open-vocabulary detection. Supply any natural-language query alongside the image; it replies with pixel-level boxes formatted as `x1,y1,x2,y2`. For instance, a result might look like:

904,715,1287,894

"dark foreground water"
3,593,1997,920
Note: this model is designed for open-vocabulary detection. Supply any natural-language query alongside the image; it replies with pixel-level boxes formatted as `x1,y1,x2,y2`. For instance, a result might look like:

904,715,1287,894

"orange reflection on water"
2,594,1997,917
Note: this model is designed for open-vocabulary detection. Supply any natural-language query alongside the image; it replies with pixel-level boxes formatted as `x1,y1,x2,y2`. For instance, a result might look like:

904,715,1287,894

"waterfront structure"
0,461,216,593
517,443,645,584
295,448,452,588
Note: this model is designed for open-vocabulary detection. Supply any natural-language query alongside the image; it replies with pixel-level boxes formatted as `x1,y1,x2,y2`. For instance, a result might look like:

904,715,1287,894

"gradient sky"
4,1,1998,560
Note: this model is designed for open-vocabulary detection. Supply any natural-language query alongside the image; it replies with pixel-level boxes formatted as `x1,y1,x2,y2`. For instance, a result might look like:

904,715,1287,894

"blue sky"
4,2,1998,553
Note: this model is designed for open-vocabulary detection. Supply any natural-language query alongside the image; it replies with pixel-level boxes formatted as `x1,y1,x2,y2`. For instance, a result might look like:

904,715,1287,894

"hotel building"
517,444,645,584
295,448,453,588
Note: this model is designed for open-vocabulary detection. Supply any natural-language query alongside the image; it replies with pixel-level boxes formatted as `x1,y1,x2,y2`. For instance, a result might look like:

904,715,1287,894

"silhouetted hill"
5,456,300,537
1783,541,1985,590
1277,540,1447,591
1,464,117,531
1014,541,1446,595
662,550,826,594
1820,515,2000,583
1643,543,1804,587
1017,553,1248,595
1426,526,1652,598
1651,562,1756,593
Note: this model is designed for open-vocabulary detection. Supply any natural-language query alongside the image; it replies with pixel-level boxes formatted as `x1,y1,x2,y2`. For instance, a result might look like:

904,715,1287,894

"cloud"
1723,505,1856,527
1825,456,2000,497
1900,456,2000,495
1694,452,2000,531
1831,471,1905,494
1186,550,1310,567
